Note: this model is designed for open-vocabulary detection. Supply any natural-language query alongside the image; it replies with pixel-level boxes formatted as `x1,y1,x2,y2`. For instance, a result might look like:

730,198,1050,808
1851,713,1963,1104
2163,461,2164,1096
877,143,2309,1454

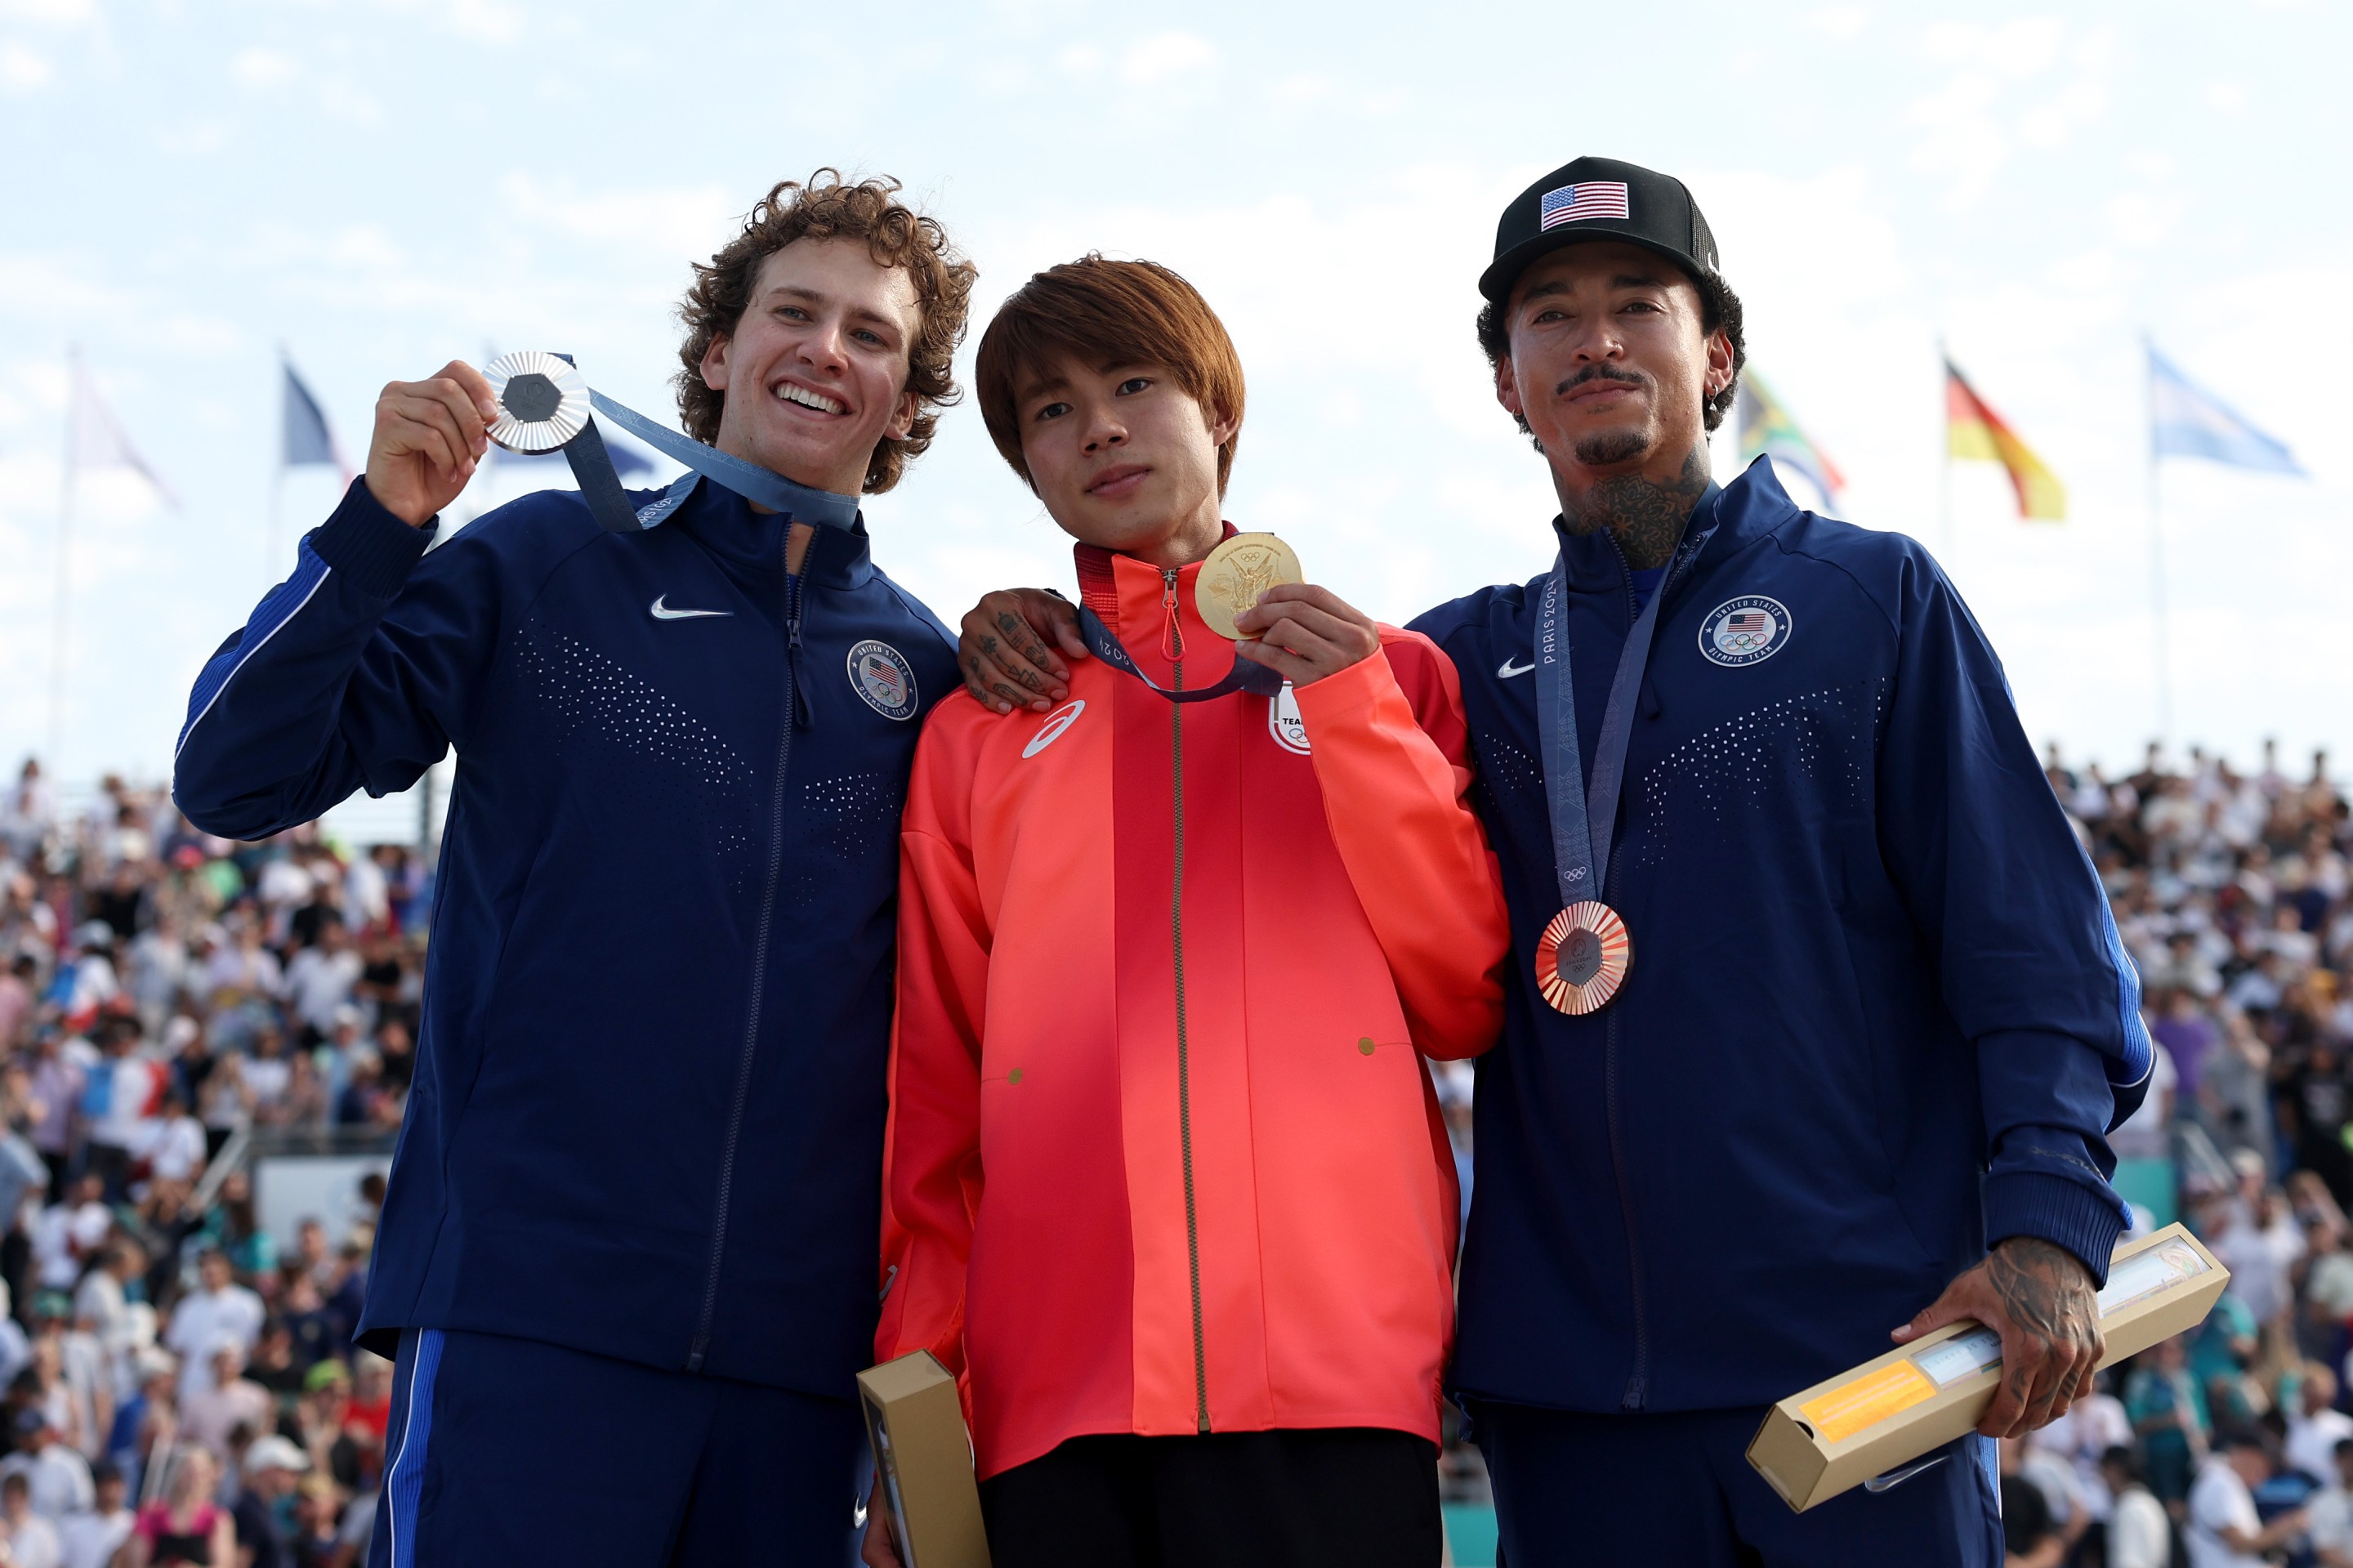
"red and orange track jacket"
876,540,1510,1481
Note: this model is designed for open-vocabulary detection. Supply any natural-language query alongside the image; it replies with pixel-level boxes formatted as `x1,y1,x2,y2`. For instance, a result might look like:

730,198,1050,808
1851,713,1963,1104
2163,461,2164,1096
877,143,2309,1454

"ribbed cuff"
1982,1169,2130,1286
309,476,435,598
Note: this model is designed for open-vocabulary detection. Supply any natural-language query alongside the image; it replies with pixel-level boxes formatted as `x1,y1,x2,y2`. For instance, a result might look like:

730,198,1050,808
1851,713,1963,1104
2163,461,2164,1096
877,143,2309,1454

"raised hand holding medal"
1217,537,1384,690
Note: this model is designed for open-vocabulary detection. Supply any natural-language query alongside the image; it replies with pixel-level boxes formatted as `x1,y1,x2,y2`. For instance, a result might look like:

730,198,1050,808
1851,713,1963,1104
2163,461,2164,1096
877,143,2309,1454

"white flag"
70,360,180,507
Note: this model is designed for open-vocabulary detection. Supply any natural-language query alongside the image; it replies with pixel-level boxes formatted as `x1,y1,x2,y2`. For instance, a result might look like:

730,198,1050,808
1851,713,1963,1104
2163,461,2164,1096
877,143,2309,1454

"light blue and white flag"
2150,344,2305,476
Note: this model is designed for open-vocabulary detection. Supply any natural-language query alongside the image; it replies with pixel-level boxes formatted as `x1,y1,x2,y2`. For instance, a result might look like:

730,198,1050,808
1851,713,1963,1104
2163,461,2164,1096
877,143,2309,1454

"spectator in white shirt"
162,1251,262,1406
2289,1364,2353,1485
129,1089,205,1189
0,1411,94,1521
69,1241,141,1402
55,1461,132,1568
31,1176,109,1294
2310,1437,2353,1568
2100,1445,2175,1568
280,915,361,1043
2187,1435,2305,1568
0,1472,61,1568
2212,1186,2306,1328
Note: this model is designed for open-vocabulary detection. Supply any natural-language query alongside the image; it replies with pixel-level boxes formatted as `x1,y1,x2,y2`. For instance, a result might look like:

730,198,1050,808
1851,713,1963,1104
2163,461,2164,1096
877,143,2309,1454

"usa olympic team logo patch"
1699,596,1792,668
846,641,918,721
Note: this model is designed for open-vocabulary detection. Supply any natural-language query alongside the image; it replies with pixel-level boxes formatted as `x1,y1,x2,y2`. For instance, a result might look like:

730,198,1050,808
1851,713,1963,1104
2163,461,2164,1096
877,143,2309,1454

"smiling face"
700,238,923,497
1015,351,1237,566
1494,240,1733,480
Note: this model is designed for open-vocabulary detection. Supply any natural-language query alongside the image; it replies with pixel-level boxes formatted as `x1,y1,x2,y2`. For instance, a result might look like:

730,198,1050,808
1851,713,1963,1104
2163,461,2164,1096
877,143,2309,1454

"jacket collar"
1071,522,1242,680
1547,455,1797,600
674,475,875,591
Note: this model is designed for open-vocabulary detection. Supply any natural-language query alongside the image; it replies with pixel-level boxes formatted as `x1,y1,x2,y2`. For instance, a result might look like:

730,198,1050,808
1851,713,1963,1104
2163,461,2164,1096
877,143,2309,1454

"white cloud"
0,0,93,23
0,39,48,88
1120,30,1215,84
1802,5,1870,41
229,47,298,88
2205,79,2246,112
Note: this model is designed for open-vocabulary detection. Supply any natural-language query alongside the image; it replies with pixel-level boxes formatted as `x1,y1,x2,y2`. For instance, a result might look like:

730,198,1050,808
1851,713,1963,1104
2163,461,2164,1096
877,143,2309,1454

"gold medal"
1535,900,1632,1015
1194,533,1303,641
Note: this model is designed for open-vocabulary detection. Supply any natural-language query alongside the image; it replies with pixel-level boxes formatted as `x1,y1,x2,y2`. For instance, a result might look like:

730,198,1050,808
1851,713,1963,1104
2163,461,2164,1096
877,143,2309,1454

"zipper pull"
1161,567,1185,663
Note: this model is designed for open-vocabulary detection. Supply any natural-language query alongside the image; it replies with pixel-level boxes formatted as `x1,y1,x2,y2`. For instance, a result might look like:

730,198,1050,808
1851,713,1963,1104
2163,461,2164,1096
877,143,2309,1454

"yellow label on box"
1798,1359,1938,1443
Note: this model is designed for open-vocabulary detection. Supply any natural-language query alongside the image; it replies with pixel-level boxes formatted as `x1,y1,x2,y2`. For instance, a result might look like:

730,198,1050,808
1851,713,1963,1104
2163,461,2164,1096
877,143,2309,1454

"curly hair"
1474,265,1745,442
674,171,977,494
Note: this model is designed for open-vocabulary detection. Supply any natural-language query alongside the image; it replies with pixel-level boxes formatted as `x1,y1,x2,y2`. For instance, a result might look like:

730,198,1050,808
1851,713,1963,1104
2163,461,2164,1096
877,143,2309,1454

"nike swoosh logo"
650,596,731,621
1498,658,1534,678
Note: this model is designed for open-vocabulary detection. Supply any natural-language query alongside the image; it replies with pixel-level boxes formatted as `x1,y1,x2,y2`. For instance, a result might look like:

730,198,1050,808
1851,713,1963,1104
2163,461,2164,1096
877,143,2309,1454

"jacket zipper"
1163,566,1210,1434
687,535,805,1371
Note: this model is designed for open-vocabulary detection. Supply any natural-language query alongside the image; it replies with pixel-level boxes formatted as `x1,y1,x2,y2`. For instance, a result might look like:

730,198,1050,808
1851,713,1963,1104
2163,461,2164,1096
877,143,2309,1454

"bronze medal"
1535,900,1632,1015
1194,533,1303,641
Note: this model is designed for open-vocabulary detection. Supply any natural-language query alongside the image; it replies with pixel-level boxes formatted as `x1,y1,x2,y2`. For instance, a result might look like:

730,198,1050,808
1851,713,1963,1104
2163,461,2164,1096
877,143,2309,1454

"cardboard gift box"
1747,1223,2228,1512
857,1351,992,1568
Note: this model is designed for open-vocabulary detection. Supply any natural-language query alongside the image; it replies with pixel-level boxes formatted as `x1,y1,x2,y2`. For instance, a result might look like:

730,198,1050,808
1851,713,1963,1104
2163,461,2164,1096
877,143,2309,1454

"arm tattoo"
1558,446,1712,570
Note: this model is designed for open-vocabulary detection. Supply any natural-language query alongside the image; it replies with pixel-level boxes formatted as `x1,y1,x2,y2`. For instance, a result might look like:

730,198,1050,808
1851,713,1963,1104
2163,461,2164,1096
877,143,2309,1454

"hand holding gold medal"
1203,533,1383,690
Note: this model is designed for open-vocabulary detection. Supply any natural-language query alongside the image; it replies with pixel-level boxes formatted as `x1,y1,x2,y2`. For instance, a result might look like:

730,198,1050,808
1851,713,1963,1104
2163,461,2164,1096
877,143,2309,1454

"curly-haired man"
173,172,976,1566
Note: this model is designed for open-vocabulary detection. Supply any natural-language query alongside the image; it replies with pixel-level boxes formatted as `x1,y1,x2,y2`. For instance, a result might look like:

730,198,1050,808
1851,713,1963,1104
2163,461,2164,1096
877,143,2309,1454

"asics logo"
650,596,730,621
1498,657,1535,679
1023,700,1087,758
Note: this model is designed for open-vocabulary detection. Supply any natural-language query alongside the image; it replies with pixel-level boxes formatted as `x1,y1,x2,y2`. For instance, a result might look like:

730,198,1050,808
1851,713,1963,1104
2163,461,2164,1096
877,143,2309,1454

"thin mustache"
1554,365,1648,397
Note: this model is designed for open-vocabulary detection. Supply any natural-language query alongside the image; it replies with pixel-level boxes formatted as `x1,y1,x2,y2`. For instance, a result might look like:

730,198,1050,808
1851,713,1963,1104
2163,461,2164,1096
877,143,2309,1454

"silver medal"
484,351,591,453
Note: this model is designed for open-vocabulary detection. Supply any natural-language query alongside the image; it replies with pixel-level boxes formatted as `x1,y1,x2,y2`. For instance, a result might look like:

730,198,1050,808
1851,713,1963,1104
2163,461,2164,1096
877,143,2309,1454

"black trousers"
980,1427,1440,1568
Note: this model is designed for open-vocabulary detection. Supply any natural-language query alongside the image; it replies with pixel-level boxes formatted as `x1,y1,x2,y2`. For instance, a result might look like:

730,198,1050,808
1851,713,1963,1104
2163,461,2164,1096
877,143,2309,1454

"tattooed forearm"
1558,445,1711,570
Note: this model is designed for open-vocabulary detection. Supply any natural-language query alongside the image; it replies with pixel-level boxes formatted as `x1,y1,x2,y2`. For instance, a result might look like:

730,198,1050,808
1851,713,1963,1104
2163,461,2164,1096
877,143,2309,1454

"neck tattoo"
1559,448,1710,570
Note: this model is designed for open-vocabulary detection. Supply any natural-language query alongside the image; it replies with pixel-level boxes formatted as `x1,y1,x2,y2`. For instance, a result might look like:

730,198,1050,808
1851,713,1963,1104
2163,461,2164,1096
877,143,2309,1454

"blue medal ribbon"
1074,603,1285,704
1533,490,1719,911
529,355,863,534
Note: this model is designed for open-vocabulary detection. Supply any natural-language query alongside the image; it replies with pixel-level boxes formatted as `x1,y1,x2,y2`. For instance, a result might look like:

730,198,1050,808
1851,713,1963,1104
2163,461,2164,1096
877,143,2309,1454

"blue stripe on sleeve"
174,543,332,755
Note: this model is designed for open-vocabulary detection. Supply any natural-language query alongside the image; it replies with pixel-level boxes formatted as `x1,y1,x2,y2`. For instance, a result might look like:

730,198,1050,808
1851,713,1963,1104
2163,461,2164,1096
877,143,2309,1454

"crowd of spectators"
1996,740,2353,1568
0,760,422,1568
0,730,2343,1566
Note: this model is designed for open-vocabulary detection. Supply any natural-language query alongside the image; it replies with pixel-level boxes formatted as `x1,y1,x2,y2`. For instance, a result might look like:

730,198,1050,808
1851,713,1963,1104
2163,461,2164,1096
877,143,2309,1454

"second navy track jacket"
173,473,958,1399
1411,458,2154,1418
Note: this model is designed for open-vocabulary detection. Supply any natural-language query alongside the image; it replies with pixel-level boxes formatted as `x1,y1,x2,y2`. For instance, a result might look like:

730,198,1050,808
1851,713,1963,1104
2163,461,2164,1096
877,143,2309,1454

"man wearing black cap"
951,156,2154,1563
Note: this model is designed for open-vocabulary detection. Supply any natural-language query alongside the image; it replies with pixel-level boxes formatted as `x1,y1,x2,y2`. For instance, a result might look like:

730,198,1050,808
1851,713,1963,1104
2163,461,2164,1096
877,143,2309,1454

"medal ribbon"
531,355,863,535
1533,492,1719,909
1073,603,1285,704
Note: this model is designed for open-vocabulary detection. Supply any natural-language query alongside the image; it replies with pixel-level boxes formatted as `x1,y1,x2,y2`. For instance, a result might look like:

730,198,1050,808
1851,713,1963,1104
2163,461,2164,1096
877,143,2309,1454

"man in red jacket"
865,257,1508,1568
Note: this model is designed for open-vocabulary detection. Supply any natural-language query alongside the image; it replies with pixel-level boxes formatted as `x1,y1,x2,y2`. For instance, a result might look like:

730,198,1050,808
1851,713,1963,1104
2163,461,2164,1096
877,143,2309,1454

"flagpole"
1933,336,1954,566
47,346,83,774
2144,336,2173,754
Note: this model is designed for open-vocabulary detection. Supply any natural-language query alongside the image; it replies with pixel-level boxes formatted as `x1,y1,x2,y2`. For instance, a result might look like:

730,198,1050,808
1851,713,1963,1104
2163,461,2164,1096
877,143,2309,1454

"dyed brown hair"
674,171,977,494
975,255,1245,495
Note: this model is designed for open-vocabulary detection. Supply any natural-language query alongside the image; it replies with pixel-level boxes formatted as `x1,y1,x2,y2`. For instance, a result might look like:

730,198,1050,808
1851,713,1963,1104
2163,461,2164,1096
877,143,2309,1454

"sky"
2,0,2346,816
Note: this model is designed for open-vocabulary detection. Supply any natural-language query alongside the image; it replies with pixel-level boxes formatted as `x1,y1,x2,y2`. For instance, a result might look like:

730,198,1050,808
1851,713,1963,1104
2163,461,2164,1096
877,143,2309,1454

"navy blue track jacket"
1410,458,2153,1417
172,474,958,1398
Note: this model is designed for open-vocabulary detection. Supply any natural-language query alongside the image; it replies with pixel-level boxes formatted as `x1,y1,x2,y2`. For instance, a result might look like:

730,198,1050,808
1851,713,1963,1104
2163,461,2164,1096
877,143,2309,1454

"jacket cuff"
1288,646,1401,729
309,476,435,598
1982,1169,2129,1287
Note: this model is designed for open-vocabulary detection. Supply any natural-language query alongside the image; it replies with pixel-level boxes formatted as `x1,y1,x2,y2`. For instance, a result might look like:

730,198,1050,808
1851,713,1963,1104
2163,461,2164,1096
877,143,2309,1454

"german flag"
1945,359,2065,521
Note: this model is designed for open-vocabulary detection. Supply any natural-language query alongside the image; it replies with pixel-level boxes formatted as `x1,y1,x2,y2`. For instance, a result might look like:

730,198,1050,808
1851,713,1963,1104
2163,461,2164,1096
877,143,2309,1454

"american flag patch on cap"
1539,181,1632,230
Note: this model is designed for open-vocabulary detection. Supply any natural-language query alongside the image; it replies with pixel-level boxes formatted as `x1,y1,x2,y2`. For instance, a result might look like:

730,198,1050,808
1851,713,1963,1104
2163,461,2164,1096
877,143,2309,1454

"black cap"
1480,156,1720,303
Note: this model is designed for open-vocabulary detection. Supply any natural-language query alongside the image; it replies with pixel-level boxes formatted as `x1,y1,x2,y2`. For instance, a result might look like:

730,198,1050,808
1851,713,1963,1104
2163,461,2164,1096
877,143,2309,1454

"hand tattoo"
980,636,999,658
1986,1237,2096,1342
1558,446,1711,570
